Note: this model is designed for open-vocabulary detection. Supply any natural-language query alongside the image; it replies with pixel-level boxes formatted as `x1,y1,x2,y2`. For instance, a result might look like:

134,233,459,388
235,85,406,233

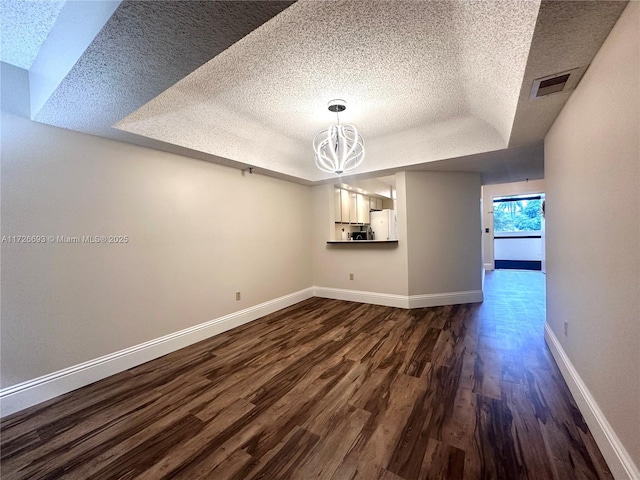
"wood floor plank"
419,438,465,480
155,357,353,478
330,458,406,480
202,448,254,480
500,381,555,480
89,414,205,480
1,271,614,479
246,427,320,480
50,376,214,480
0,369,134,443
130,398,256,480
290,406,370,479
1,388,165,479
347,372,427,472
436,385,477,452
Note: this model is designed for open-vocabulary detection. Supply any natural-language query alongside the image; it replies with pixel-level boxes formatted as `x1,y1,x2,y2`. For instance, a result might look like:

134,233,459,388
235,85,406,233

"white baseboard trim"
0,287,314,418
1,285,484,418
313,286,483,309
407,290,483,309
544,323,639,480
313,286,408,308
484,262,494,271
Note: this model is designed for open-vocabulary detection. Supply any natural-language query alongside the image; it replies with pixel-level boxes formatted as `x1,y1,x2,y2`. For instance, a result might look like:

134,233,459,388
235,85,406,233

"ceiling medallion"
313,99,365,175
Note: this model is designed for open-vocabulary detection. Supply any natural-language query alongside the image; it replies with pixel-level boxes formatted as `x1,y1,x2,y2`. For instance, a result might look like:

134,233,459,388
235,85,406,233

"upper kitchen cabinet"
333,179,393,225
340,188,350,223
334,187,370,224
369,197,383,211
334,188,341,221
357,193,370,224
349,191,357,224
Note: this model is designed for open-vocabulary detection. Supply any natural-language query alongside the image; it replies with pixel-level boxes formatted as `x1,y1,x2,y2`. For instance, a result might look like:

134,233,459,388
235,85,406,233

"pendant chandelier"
313,99,365,175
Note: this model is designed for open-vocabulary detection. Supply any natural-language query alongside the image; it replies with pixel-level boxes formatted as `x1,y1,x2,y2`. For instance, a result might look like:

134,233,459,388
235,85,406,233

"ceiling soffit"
0,0,66,69
508,0,628,147
33,0,295,136
4,0,628,185
116,0,541,182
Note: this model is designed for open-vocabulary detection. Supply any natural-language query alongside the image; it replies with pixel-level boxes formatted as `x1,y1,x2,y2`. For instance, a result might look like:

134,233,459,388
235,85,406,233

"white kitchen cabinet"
335,187,375,224
357,193,370,224
368,196,384,211
340,189,350,223
349,191,357,224
334,188,342,222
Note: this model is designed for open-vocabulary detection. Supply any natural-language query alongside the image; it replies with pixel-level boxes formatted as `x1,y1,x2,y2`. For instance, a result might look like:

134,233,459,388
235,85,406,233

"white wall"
494,236,542,261
0,114,486,407
481,179,545,270
311,181,409,296
311,171,483,304
404,171,483,296
545,1,639,476
1,112,313,388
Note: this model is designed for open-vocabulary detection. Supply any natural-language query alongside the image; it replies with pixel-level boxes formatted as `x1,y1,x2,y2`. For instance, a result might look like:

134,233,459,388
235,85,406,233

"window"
493,195,542,232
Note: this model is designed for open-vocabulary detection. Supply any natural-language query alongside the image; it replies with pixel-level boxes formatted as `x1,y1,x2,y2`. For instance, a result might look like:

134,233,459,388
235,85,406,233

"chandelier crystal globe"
313,99,365,175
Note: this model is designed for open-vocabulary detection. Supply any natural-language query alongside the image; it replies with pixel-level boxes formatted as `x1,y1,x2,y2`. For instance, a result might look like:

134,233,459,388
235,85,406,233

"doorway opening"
493,193,544,270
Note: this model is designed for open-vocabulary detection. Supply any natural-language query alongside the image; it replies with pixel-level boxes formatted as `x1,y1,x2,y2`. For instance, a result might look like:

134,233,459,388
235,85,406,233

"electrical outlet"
563,320,569,336
349,273,354,281
236,291,241,301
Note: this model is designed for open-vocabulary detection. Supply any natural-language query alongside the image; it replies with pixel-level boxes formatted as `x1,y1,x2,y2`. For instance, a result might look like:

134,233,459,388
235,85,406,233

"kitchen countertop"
326,240,399,244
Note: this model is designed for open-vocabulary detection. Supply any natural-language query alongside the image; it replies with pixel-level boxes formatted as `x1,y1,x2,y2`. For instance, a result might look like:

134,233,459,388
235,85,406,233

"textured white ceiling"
33,1,295,135
0,0,66,69
2,0,628,184
116,0,540,181
508,0,629,147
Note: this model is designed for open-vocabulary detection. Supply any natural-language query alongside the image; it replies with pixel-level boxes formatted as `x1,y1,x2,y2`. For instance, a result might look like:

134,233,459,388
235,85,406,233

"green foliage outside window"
493,198,542,232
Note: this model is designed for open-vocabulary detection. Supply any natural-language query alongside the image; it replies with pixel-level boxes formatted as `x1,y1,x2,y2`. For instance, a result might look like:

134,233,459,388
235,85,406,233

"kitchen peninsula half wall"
311,171,483,309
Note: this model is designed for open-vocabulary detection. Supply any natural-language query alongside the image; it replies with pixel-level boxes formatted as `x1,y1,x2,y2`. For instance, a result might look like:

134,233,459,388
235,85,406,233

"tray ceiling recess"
1,0,629,184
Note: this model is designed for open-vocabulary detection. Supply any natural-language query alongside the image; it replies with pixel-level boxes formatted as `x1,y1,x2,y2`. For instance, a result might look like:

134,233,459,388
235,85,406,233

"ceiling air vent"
530,66,587,99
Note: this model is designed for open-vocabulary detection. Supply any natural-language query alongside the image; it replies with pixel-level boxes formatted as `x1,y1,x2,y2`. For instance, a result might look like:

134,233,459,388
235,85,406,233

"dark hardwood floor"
1,270,612,479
